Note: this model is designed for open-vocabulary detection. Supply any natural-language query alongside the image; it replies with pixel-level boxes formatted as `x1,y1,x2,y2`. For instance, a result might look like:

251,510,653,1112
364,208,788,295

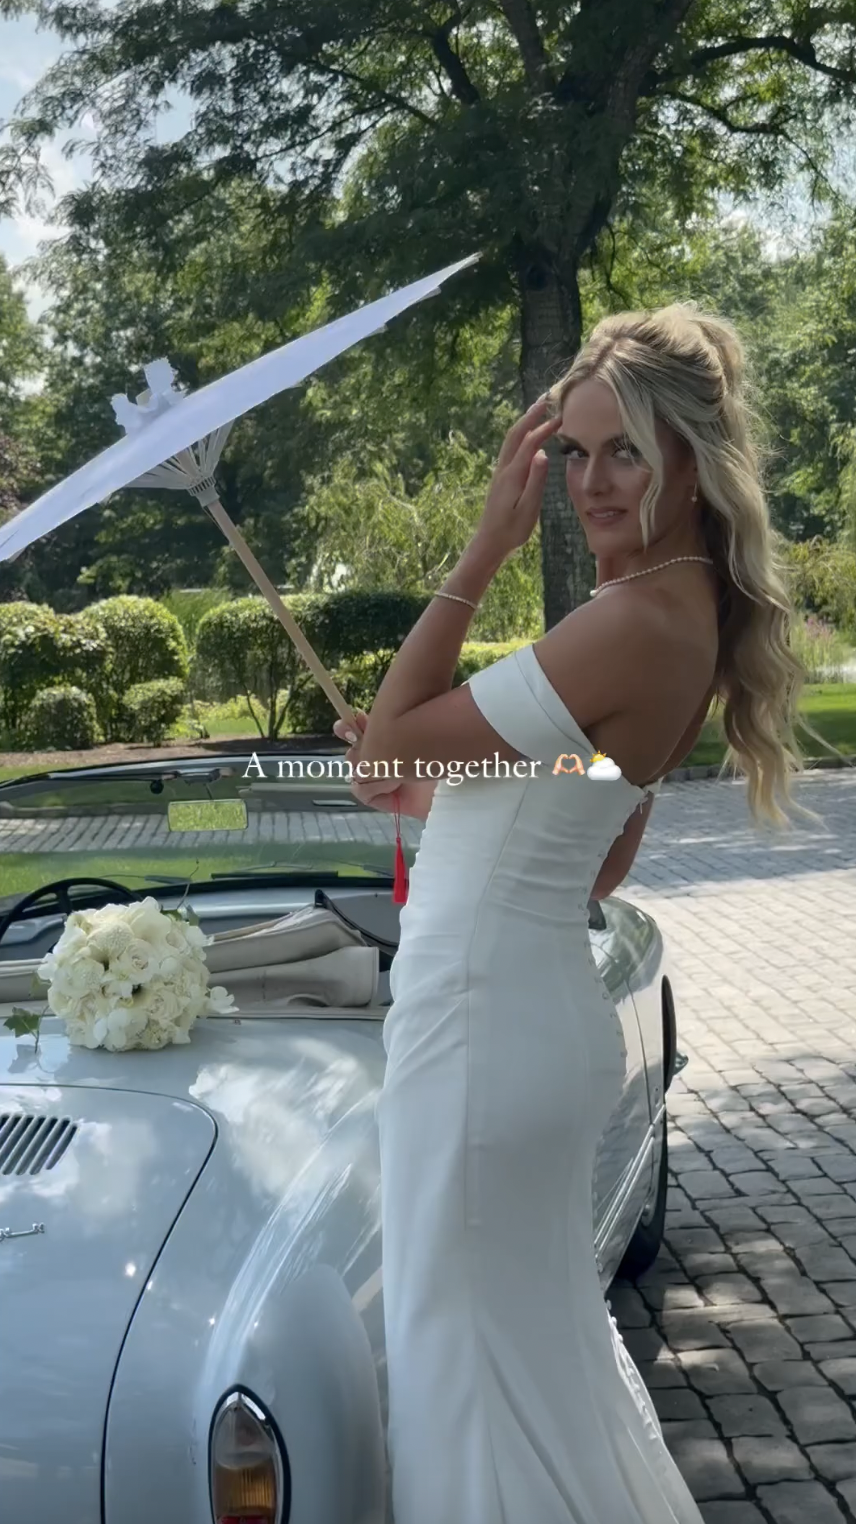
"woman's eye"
616,440,643,461
560,444,584,459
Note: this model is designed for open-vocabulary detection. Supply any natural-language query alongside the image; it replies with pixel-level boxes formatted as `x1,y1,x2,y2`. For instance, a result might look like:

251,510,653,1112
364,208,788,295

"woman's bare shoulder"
532,579,717,756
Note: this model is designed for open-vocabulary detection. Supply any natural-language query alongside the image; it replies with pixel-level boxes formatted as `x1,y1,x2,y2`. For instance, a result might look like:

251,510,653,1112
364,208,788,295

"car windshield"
0,752,426,913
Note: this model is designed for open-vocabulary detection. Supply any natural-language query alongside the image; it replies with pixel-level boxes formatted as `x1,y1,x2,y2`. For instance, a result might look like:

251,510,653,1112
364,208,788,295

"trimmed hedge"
194,594,326,740
121,678,187,745
0,602,110,736
306,590,432,664
286,640,528,735
76,595,190,740
21,686,100,751
287,652,396,735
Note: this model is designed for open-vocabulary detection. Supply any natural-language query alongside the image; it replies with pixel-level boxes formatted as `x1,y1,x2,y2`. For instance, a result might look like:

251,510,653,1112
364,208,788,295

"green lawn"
685,683,856,766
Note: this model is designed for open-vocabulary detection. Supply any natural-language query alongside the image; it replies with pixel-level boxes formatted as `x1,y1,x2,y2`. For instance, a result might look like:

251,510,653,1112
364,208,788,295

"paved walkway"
614,769,856,1524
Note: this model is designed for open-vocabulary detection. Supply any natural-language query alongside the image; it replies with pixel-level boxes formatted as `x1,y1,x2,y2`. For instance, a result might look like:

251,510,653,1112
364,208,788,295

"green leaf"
163,903,201,928
4,1007,43,1044
29,972,47,999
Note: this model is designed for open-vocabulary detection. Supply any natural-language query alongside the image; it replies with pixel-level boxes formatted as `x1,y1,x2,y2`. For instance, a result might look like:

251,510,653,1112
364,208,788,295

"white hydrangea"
37,897,235,1052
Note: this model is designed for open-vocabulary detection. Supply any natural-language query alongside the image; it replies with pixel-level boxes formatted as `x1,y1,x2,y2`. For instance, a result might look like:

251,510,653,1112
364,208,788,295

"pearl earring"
692,483,698,503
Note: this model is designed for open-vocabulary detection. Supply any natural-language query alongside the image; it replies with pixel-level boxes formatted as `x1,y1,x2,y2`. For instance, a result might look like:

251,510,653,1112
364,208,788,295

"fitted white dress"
377,642,704,1524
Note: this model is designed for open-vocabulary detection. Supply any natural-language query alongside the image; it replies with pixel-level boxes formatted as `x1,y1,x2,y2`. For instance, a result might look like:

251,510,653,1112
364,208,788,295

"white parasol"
0,253,480,727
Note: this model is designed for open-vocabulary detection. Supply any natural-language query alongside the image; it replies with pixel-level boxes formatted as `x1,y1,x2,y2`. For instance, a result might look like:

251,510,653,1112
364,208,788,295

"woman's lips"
587,508,626,523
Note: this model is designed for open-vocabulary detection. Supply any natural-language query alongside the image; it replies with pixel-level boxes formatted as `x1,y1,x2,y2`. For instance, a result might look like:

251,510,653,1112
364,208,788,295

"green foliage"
76,595,190,740
11,0,856,621
161,588,233,643
120,677,187,745
454,641,529,683
287,653,396,736
788,613,853,683
306,591,432,664
286,640,528,735
0,602,107,736
4,1007,43,1049
779,536,856,640
194,594,325,741
294,431,543,641
0,602,61,733
21,686,100,751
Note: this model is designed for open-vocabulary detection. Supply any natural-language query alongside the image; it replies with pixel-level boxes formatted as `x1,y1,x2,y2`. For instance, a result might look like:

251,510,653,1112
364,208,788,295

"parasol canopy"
0,252,479,725
0,254,479,571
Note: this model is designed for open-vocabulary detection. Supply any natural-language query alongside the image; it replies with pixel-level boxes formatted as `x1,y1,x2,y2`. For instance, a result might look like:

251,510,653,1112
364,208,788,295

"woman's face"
558,378,696,554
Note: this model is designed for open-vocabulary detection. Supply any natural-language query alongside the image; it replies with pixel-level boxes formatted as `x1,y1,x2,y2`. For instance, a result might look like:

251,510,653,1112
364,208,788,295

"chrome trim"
595,1123,656,1261
209,1389,286,1524
0,1222,45,1242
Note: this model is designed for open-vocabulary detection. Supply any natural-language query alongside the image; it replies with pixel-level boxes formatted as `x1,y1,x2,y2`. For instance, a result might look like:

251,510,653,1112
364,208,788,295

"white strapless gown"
377,642,704,1524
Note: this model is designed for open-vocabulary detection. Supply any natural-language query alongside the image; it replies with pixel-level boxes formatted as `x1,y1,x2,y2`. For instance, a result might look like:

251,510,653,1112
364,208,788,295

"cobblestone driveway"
614,769,856,1524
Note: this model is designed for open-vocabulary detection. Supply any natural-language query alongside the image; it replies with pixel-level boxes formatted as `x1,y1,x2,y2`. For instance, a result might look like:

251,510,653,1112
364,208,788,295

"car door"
588,903,654,1266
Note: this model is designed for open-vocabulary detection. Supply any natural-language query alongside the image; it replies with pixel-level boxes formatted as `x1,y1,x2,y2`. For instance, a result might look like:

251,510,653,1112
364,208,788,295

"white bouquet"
36,897,236,1051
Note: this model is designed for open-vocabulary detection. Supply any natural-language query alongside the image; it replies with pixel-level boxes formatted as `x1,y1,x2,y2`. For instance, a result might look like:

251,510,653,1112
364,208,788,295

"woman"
335,304,809,1524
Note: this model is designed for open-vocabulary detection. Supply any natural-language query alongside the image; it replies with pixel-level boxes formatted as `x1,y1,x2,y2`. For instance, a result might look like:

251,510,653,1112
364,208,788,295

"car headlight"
209,1390,287,1524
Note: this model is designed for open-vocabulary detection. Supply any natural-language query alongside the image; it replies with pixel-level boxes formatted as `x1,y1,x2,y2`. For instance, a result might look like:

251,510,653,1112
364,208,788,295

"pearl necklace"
590,555,713,597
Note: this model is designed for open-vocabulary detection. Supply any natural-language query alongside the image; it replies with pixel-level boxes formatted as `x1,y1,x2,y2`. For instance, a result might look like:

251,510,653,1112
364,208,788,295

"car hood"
0,1084,215,1521
0,1010,389,1523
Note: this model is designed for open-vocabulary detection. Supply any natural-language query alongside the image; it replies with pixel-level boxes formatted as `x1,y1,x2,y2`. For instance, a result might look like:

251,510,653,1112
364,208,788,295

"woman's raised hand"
472,395,561,557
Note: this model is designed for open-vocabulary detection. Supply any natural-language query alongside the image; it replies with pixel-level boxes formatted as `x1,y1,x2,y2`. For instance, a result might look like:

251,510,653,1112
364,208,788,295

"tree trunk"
517,248,594,630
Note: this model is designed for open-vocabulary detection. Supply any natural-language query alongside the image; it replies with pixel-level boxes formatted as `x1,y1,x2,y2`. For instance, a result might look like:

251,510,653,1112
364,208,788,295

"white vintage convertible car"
0,752,683,1524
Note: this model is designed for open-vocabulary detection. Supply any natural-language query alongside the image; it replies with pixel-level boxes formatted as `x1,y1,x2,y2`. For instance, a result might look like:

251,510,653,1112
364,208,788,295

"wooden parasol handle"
205,496,358,728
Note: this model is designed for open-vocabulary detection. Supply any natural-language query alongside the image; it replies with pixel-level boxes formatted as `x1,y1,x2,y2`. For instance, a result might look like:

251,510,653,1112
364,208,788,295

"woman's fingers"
513,449,550,539
506,416,561,485
334,708,367,744
496,394,552,471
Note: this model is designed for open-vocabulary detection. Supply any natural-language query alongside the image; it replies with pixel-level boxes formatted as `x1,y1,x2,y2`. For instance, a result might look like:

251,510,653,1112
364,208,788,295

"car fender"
197,1261,386,1524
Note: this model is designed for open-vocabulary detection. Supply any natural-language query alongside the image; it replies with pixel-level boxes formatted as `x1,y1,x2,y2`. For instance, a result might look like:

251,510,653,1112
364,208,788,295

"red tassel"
392,799,409,904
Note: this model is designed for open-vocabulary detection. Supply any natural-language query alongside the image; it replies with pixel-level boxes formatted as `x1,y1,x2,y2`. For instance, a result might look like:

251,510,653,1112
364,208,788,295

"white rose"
171,964,199,996
108,937,162,986
102,976,136,1002
73,992,113,1024
113,899,162,946
137,981,182,1028
65,909,98,936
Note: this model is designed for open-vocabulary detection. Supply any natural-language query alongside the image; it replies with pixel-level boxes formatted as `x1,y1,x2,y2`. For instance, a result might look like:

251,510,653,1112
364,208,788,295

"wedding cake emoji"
586,751,623,781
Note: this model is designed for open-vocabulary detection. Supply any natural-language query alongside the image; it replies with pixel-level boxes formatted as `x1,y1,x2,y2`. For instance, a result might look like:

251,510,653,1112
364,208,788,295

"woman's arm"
352,773,439,821
333,709,438,819
590,683,717,899
590,794,654,900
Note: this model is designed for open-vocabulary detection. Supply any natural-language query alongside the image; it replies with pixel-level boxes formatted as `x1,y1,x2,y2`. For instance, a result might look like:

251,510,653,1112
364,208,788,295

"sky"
0,7,191,320
0,12,75,311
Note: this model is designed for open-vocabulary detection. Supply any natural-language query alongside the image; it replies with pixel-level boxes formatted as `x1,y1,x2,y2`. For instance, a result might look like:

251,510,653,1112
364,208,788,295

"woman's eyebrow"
555,434,629,448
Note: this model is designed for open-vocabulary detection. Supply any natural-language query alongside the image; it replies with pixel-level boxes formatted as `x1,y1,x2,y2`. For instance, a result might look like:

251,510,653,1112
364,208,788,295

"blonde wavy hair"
549,302,834,828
